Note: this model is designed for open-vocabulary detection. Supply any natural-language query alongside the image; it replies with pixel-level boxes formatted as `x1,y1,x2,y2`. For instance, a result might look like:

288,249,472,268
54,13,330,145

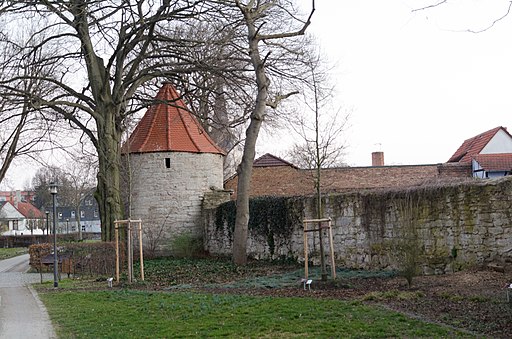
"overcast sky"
5,0,512,189
259,0,512,166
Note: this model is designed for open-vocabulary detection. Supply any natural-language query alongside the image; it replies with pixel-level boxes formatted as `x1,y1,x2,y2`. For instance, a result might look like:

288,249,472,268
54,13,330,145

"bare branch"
466,1,512,33
411,0,448,13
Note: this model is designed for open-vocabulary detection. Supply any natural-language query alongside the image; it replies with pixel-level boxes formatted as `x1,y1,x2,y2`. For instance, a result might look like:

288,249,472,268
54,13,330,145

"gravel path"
0,254,56,339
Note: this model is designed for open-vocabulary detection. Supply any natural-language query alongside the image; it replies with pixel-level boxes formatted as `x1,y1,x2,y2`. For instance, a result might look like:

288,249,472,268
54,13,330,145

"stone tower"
123,83,225,253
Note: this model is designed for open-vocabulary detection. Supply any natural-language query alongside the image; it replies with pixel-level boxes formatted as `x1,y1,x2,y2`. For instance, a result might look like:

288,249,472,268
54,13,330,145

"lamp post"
49,182,58,288
66,218,69,234
45,211,49,236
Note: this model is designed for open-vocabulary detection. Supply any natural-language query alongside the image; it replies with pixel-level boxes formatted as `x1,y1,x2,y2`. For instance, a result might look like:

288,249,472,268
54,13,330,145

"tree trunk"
76,203,82,241
94,107,123,241
314,72,327,281
232,117,263,265
232,3,270,265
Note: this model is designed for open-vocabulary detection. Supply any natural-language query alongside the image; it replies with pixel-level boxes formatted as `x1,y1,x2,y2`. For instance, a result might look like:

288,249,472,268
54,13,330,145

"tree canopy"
0,1,317,257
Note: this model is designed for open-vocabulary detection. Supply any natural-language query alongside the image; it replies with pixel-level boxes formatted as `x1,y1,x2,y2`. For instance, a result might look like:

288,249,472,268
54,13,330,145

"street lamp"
49,182,58,288
45,211,49,236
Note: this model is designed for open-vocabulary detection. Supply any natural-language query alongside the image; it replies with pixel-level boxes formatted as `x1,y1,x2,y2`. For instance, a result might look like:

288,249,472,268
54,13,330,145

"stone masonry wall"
206,177,512,273
128,151,224,253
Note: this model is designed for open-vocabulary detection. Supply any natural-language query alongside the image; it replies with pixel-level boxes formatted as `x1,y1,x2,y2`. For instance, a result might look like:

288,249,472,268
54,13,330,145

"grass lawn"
38,284,468,338
0,247,27,260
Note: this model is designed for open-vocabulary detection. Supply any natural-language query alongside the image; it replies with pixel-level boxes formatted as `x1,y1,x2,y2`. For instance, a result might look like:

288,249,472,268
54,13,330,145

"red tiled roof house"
0,200,45,235
447,126,512,178
122,83,225,252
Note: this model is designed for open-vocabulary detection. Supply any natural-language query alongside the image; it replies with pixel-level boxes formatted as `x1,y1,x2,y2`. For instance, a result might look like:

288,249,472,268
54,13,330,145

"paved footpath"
0,254,56,339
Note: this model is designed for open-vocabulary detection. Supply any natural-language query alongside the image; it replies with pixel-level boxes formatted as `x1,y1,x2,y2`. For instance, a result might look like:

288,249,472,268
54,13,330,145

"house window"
94,210,98,218
85,199,93,206
81,210,86,218
165,158,171,168
58,212,63,219
71,211,76,218
13,220,18,231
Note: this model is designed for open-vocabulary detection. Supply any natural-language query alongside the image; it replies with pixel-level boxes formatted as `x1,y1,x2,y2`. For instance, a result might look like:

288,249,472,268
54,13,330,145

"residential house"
447,126,512,178
0,191,36,205
52,193,101,234
0,200,45,235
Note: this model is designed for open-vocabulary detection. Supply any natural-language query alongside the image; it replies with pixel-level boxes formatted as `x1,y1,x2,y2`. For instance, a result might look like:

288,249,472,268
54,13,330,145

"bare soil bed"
200,268,512,338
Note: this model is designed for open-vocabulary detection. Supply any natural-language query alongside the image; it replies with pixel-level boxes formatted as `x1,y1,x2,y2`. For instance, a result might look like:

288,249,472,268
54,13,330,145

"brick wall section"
128,151,224,252
224,163,472,198
225,166,309,199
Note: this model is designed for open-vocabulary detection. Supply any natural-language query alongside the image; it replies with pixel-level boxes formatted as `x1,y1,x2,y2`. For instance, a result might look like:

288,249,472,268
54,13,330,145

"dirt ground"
202,268,512,338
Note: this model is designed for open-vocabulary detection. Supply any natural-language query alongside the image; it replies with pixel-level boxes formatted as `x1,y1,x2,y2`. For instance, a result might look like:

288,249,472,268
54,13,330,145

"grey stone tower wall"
127,151,224,253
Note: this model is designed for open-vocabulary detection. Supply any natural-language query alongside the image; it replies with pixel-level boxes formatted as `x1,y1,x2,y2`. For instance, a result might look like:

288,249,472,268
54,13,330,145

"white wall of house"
472,159,509,178
0,202,45,235
481,129,512,154
472,159,485,178
56,220,101,233
0,202,26,235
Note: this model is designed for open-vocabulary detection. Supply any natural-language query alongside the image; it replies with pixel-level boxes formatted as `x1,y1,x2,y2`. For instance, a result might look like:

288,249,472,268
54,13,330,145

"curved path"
0,254,56,338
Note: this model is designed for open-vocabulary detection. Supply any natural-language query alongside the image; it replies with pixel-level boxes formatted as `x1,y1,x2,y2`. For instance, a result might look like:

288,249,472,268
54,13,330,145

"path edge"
27,285,57,339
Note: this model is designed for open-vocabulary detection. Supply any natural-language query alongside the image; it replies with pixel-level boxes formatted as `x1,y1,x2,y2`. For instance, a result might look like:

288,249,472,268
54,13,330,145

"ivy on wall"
215,196,304,255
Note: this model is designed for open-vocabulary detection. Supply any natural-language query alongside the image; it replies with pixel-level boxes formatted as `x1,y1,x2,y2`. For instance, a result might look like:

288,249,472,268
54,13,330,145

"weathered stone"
129,152,224,253
487,263,505,273
206,177,512,273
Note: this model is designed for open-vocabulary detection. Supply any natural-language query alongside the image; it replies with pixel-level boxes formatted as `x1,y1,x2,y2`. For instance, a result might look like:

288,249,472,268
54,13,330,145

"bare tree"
60,150,97,240
0,24,58,184
289,62,349,171
31,166,71,211
0,1,242,240
287,51,349,279
1,1,316,250
412,1,512,33
230,0,315,265
177,24,252,177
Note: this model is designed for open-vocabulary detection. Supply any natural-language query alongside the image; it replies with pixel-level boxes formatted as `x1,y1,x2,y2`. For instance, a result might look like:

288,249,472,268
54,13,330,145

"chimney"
14,190,21,208
372,152,384,166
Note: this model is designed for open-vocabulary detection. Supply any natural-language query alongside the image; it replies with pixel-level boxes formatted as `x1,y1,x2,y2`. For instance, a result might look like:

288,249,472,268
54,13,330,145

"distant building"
447,126,512,178
49,193,101,234
0,200,45,235
0,190,36,205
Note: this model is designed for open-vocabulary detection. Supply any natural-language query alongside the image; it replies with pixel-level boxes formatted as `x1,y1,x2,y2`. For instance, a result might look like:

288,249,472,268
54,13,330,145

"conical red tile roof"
124,83,225,155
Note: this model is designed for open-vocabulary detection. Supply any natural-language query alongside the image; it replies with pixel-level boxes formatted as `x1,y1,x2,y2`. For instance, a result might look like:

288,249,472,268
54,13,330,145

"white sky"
259,0,512,166
5,0,512,189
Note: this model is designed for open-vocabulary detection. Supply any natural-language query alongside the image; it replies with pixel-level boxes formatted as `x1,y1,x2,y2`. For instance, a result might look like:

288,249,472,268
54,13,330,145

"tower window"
165,158,171,168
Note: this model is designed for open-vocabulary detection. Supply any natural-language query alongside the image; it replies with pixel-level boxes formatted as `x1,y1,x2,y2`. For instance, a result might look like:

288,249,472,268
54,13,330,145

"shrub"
29,242,124,277
29,243,53,270
170,233,204,258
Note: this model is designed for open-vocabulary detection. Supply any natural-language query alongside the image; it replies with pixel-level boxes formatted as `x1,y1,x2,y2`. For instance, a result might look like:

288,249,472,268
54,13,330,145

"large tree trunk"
232,0,314,264
232,116,263,265
94,107,123,241
232,5,269,264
